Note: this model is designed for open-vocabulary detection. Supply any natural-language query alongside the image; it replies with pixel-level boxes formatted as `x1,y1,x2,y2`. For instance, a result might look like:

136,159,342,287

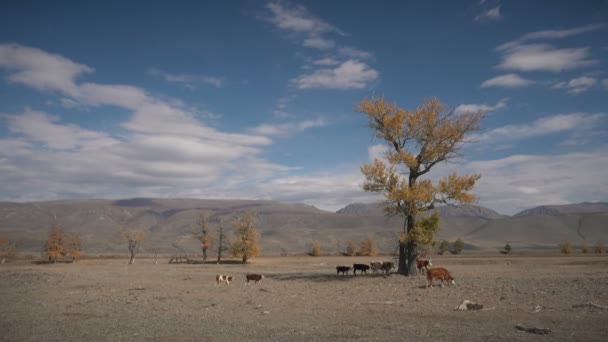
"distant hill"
0,199,606,255
514,202,608,217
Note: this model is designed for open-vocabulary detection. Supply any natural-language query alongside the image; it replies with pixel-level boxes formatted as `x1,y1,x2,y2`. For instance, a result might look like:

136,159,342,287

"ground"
1,255,607,341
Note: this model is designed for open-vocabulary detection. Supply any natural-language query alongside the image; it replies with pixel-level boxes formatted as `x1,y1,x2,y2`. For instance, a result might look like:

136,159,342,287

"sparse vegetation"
559,240,572,255
453,238,465,254
504,243,512,255
231,211,261,263
357,97,484,275
345,240,356,256
0,237,17,264
311,241,322,256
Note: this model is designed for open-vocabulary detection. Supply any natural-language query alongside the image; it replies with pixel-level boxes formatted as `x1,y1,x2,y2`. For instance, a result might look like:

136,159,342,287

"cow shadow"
268,272,359,282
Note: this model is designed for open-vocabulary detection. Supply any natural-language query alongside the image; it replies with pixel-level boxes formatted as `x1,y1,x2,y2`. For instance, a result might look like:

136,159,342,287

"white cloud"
148,68,223,88
0,43,92,94
338,47,373,60
475,5,502,21
471,112,606,143
0,44,292,203
292,59,379,89
455,98,507,114
552,76,597,94
313,57,340,66
467,149,608,215
250,118,327,137
303,37,335,49
498,44,597,72
481,73,532,88
498,23,606,51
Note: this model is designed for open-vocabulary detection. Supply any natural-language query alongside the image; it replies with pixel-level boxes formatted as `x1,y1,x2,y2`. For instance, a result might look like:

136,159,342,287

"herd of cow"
335,258,455,288
215,258,455,288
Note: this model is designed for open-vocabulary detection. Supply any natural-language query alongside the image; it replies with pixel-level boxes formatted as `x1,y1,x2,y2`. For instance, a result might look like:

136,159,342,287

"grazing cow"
336,265,351,276
353,263,370,276
216,274,233,285
381,261,394,276
426,267,455,288
370,261,383,274
245,273,265,284
416,258,432,275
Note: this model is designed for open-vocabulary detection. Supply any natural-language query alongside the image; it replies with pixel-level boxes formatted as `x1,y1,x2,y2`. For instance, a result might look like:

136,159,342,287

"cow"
381,261,394,276
336,265,351,276
216,274,233,285
416,258,432,275
245,273,265,284
370,261,383,274
353,263,370,276
426,267,455,288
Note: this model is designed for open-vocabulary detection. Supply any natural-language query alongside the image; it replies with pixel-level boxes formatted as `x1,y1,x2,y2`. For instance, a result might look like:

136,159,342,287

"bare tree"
65,232,83,263
123,230,145,264
193,212,213,263
215,218,229,264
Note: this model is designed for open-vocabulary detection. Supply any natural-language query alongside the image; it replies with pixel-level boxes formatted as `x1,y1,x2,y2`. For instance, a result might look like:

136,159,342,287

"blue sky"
0,1,607,215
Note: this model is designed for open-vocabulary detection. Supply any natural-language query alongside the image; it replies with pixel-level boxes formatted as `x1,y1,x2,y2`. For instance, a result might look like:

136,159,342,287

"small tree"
193,212,213,263
504,243,512,255
231,211,261,263
65,232,83,263
345,240,356,256
438,240,450,255
45,224,66,263
359,237,378,256
215,218,229,264
453,238,465,254
595,241,605,254
123,230,145,264
559,240,572,255
311,241,322,256
0,237,17,264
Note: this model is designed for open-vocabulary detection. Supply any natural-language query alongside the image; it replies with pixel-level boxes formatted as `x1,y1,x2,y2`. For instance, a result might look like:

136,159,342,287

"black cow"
336,265,351,275
353,263,370,276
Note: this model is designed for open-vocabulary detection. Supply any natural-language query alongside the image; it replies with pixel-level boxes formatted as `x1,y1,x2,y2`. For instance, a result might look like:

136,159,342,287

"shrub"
311,241,322,256
581,244,589,254
453,238,465,254
559,240,572,254
438,240,449,255
504,243,512,254
345,240,356,256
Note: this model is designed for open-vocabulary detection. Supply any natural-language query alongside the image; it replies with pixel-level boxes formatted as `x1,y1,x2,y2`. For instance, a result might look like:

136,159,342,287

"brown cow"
245,273,265,284
426,267,455,288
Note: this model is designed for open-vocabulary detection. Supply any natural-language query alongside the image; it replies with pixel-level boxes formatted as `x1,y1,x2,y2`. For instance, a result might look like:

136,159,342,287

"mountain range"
0,198,606,256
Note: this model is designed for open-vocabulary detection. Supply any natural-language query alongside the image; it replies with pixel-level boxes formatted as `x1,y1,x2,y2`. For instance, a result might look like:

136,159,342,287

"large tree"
45,224,66,263
357,97,484,275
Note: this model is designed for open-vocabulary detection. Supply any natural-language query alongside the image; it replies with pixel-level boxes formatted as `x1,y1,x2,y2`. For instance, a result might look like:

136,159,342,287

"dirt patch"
1,255,607,341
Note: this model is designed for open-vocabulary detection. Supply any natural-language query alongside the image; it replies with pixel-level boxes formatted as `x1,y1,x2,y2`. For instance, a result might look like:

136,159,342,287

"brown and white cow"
245,273,265,284
381,261,394,276
416,258,432,275
370,261,383,274
426,267,455,288
216,274,233,285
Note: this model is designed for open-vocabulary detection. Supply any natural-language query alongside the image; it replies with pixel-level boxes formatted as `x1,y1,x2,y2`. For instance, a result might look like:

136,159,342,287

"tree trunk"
202,248,207,263
242,255,248,264
129,255,135,264
397,242,407,275
1,257,6,264
217,249,222,264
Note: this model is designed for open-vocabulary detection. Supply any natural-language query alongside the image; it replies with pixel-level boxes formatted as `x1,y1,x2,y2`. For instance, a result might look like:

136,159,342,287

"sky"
0,1,607,215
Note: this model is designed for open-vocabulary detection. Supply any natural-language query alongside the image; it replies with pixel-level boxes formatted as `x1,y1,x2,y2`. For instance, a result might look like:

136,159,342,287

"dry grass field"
1,255,608,341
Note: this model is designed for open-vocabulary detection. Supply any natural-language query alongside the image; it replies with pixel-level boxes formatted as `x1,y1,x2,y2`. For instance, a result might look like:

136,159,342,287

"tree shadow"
268,272,357,282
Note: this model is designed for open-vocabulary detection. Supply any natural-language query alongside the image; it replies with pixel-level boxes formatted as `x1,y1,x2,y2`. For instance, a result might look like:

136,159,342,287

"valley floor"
1,255,607,341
